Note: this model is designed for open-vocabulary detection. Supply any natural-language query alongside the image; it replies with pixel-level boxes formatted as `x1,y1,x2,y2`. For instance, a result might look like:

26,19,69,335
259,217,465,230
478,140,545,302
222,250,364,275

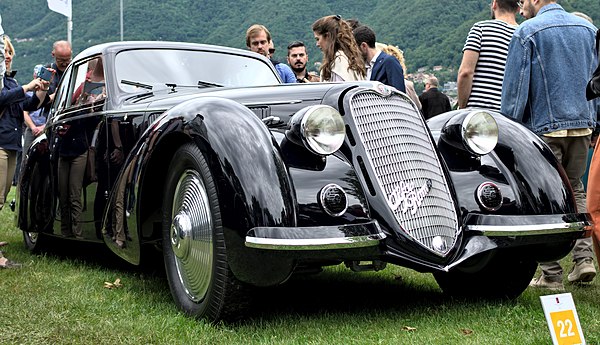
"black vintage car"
16,41,589,322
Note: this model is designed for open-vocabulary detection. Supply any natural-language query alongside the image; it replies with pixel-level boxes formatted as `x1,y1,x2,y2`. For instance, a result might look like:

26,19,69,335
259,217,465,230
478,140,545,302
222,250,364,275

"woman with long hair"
312,15,366,82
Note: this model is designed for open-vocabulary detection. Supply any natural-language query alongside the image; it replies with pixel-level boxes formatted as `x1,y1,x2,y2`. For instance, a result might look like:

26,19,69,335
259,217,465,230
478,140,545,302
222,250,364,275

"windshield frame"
114,48,281,94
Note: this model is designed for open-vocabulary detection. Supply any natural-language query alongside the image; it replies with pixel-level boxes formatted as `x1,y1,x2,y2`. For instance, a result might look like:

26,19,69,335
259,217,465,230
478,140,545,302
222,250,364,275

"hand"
23,79,44,92
38,79,50,91
110,148,124,165
32,125,45,137
46,67,57,82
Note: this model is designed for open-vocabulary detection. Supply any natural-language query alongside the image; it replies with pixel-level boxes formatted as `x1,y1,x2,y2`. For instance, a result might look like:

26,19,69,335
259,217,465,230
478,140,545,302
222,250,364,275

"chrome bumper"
245,220,386,250
465,214,591,237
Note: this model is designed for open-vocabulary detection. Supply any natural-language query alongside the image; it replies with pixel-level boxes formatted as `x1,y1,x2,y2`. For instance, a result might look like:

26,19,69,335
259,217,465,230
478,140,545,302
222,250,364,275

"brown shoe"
568,258,596,283
529,275,564,291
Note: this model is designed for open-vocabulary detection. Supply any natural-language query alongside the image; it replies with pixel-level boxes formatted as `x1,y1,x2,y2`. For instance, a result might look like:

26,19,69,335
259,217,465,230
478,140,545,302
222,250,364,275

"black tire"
162,143,245,322
434,251,537,300
22,162,53,253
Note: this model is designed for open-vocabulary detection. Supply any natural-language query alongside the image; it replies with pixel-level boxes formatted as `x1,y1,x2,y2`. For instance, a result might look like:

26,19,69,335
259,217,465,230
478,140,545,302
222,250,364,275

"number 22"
557,319,575,337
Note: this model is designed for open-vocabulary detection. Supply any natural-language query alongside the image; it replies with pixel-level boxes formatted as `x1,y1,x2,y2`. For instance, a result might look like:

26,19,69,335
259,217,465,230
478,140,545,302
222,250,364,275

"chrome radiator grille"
349,91,458,256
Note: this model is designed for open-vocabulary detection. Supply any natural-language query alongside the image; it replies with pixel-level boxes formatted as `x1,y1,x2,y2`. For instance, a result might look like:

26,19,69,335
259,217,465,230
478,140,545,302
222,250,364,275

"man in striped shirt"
457,0,519,111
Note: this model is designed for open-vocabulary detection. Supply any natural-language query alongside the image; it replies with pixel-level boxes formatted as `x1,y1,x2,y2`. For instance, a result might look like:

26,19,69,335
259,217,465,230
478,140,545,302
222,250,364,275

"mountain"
1,0,598,83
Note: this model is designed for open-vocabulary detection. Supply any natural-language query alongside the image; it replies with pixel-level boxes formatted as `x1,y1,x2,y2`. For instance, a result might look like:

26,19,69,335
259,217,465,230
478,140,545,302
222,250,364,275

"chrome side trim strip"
467,221,588,236
245,232,386,250
242,99,303,106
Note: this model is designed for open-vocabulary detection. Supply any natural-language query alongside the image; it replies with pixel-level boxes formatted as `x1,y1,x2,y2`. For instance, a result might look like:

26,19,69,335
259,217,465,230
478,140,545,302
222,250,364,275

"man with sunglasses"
501,0,598,290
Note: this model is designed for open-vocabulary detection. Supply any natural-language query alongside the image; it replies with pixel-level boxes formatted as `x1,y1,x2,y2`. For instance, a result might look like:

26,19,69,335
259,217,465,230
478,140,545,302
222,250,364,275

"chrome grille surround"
349,90,459,256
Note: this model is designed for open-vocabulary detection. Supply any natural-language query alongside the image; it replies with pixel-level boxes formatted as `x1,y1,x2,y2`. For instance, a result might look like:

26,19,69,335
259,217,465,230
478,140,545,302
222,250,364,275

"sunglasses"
268,48,275,54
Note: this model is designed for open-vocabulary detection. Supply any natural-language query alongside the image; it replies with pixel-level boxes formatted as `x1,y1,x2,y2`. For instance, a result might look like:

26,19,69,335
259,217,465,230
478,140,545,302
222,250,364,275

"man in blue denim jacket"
501,1,598,290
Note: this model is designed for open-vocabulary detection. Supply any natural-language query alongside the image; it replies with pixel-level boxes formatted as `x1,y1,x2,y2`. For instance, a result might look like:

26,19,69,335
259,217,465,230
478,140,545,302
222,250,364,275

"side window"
51,56,107,119
69,57,106,109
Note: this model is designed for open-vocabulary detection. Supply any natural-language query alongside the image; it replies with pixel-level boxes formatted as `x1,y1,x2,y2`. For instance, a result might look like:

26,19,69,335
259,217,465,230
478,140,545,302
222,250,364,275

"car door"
47,56,106,240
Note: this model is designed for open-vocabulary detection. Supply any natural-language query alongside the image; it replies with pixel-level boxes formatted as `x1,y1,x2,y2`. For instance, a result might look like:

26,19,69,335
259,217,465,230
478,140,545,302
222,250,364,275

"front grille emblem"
387,179,432,215
375,83,392,96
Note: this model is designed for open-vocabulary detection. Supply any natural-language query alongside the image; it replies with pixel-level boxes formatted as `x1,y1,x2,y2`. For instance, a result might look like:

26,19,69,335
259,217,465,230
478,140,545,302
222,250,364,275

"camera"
35,65,52,81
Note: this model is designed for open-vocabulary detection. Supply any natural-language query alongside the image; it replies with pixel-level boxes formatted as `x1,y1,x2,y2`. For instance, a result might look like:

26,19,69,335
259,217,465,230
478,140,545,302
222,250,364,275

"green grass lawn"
1,187,599,344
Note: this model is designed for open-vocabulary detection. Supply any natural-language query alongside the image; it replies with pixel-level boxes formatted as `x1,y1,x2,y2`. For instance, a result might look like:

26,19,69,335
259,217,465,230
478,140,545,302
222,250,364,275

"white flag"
47,0,72,18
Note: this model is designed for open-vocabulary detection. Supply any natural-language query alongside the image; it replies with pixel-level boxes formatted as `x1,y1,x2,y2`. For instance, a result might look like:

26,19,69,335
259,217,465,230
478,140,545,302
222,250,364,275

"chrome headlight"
293,105,345,155
461,111,498,155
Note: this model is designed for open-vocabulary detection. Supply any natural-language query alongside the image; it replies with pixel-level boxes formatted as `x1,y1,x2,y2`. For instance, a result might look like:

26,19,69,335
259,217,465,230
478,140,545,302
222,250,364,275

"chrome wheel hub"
170,170,213,302
27,232,38,244
171,213,192,259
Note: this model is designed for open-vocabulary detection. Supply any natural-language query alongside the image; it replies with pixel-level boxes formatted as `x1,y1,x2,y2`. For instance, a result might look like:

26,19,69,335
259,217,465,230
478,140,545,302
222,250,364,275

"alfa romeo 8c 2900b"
16,41,590,322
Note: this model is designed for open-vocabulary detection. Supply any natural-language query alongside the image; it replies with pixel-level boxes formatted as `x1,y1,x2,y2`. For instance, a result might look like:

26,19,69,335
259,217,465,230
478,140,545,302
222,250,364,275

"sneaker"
529,275,564,291
567,258,596,283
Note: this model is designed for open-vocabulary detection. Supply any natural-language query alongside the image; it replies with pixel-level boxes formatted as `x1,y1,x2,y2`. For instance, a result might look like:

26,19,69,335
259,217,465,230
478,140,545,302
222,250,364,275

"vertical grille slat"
350,91,459,256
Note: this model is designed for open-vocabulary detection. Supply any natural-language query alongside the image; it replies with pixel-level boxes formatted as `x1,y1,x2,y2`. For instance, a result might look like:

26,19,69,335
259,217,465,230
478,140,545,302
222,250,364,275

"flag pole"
120,0,123,41
67,16,72,43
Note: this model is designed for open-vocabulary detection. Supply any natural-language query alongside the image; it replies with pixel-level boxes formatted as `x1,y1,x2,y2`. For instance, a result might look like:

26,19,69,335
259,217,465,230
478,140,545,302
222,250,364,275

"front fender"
110,97,297,284
428,110,576,217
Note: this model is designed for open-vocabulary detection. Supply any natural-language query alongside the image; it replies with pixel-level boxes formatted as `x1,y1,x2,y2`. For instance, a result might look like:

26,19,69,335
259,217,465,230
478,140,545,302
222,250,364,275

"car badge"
375,83,392,97
387,179,432,215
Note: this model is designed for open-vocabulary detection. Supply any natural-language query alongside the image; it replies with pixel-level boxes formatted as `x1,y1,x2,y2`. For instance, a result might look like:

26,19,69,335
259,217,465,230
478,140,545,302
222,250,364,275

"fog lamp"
318,184,348,217
476,182,502,211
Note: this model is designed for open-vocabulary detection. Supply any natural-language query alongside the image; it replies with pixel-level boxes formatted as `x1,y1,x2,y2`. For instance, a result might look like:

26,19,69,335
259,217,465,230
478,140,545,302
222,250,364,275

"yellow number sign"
540,293,585,345
549,310,583,345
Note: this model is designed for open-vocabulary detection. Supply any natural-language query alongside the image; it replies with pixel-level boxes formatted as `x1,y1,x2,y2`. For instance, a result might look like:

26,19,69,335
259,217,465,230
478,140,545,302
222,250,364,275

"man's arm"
457,50,479,109
501,36,530,120
275,63,296,84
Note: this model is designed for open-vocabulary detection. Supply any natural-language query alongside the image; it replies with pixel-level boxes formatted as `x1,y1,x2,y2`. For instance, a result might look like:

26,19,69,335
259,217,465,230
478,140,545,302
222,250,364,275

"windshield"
115,48,280,93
